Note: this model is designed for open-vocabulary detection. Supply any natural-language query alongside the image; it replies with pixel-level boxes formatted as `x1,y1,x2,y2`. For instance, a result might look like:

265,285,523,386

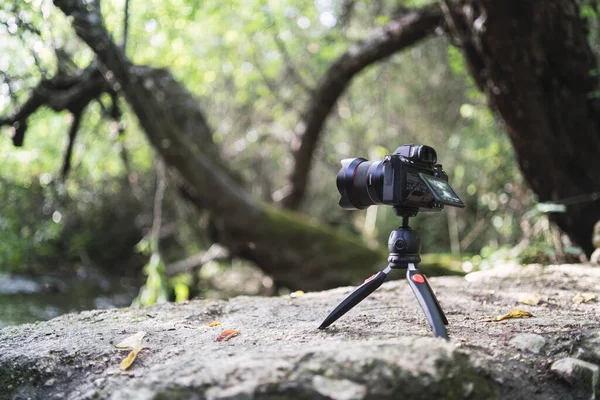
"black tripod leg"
406,264,449,339
423,275,448,325
318,267,391,329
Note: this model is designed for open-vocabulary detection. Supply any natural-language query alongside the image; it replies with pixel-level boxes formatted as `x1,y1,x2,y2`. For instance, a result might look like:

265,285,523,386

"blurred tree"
2,0,599,294
285,0,600,256
440,0,600,255
1,0,449,290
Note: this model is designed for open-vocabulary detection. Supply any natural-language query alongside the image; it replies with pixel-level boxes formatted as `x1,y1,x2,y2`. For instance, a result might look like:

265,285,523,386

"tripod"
318,209,449,339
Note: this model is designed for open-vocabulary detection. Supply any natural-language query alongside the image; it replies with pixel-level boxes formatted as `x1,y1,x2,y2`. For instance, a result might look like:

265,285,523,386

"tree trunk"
52,0,383,290
442,0,600,255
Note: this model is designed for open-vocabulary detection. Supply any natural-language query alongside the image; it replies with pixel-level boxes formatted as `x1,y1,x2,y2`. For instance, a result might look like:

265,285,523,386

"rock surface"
551,358,599,397
509,333,546,354
1,264,600,400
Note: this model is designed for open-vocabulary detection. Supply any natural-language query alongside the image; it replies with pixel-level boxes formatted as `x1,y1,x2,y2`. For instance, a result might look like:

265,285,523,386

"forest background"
1,0,597,326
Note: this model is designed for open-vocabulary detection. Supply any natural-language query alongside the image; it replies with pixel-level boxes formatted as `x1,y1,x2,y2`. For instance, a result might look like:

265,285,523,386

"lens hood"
336,158,368,210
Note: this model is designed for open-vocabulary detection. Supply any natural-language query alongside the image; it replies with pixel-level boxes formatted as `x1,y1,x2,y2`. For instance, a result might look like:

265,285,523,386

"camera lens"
337,158,384,209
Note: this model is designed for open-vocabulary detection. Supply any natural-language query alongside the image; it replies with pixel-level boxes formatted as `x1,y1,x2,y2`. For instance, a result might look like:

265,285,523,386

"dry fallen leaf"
572,292,597,304
481,309,534,322
290,290,304,298
216,329,239,342
518,293,541,306
114,331,146,370
205,321,221,327
120,351,136,370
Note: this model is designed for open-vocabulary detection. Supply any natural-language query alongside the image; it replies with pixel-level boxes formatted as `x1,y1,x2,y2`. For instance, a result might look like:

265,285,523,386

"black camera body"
337,144,464,213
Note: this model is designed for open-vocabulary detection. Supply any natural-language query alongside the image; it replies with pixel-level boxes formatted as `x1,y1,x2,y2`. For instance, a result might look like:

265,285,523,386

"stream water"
0,270,138,328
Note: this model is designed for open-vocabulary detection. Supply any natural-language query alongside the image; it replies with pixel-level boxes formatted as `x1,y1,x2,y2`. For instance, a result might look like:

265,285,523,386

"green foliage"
0,179,62,272
0,0,581,302
133,253,169,306
173,280,190,303
0,0,155,274
581,2,599,19
466,202,573,268
133,238,194,306
525,203,567,218
0,172,148,274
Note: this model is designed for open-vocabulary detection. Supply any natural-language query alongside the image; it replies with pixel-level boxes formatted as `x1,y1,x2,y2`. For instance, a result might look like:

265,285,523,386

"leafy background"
0,0,587,324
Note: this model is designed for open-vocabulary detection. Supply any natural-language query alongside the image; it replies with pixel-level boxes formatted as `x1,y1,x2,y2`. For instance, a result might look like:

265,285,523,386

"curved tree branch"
281,5,445,210
60,108,83,178
122,0,130,52
1,53,124,178
53,0,251,218
0,65,110,147
273,34,314,94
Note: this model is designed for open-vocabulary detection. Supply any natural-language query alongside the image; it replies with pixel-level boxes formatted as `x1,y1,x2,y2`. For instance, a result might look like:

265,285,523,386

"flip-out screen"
419,173,465,208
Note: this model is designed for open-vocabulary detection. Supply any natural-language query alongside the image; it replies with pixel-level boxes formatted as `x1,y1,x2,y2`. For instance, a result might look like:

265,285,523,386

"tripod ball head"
387,227,421,267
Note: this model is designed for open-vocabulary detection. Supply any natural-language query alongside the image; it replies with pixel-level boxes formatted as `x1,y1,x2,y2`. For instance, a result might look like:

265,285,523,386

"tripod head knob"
387,226,421,268
388,227,420,254
394,239,407,251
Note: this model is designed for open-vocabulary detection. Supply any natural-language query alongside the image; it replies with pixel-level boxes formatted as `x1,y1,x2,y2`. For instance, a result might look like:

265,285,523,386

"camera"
336,144,465,213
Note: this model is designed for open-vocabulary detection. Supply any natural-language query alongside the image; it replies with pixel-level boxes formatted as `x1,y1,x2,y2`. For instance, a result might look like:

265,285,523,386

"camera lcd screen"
419,173,465,208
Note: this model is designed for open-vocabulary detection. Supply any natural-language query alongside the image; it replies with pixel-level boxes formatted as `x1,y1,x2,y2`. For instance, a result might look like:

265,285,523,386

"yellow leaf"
115,331,146,370
120,350,137,370
205,321,221,327
518,294,541,306
572,292,597,304
115,331,146,352
481,309,534,322
506,309,533,318
290,290,305,298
